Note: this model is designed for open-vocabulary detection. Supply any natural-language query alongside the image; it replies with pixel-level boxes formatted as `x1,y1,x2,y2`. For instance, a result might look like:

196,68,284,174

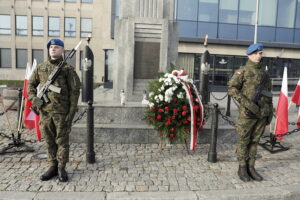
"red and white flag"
274,67,289,140
291,79,300,128
23,60,41,141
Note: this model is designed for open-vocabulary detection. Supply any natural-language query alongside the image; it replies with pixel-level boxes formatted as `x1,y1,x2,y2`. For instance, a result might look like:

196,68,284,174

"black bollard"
226,95,231,116
208,103,219,163
86,100,95,163
17,88,22,128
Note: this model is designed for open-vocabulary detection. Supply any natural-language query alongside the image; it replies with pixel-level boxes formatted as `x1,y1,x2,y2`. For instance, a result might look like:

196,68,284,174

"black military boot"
40,166,58,181
238,165,251,182
58,167,68,182
248,166,263,181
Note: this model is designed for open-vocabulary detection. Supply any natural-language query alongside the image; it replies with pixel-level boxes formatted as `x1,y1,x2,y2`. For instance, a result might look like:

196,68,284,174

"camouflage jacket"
228,60,273,118
28,57,81,114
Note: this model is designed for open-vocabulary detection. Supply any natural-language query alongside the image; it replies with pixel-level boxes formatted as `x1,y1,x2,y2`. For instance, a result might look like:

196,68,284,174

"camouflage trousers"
40,112,70,168
236,117,267,167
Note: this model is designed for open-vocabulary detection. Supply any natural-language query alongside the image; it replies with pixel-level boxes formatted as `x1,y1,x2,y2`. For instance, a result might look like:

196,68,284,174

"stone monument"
113,0,178,101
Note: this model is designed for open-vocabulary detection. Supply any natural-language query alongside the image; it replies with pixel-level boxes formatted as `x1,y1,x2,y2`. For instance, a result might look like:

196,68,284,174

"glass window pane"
198,0,218,22
32,16,44,36
81,0,92,2
239,0,256,25
259,0,277,26
16,49,27,68
49,0,60,2
197,22,217,38
81,18,92,37
296,0,300,28
65,50,76,67
177,0,198,21
275,28,294,43
277,0,296,28
178,20,197,37
32,49,44,64
16,16,27,35
237,25,254,41
0,49,11,68
218,23,237,39
115,0,120,18
219,0,238,24
65,0,76,2
257,26,275,42
65,17,76,37
49,17,60,36
294,29,300,43
0,15,11,34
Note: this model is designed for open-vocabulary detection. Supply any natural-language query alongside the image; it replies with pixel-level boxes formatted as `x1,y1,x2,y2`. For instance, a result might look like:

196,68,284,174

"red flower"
164,106,169,111
169,133,175,137
172,71,178,76
187,116,191,121
156,115,162,120
182,111,186,116
173,108,178,114
166,117,172,125
150,107,154,110
185,128,190,132
171,115,176,119
170,128,175,132
194,105,199,110
159,132,163,136
158,108,163,113
182,106,187,111
183,120,188,124
149,117,154,121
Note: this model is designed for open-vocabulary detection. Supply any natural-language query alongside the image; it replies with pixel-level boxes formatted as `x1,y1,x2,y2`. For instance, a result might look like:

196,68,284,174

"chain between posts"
72,109,87,125
210,92,228,101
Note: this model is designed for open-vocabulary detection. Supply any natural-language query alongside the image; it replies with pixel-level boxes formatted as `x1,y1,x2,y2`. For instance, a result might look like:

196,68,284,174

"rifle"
252,71,270,105
31,40,82,115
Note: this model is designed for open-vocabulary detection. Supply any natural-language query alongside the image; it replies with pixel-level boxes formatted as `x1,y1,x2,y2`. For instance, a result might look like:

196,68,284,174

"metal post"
254,0,259,44
226,96,231,116
208,103,219,163
17,88,22,127
86,100,95,163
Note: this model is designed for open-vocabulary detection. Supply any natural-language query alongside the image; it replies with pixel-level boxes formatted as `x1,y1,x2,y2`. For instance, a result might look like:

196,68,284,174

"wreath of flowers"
146,70,205,150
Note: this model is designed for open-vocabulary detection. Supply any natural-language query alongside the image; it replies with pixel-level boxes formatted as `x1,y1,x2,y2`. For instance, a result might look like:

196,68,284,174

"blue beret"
47,39,64,49
246,43,263,55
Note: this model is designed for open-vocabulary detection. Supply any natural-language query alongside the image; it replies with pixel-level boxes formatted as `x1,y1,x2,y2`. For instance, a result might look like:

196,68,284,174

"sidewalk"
0,90,300,199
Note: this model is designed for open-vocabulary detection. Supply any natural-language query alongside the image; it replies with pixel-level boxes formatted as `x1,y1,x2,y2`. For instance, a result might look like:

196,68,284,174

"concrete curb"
1,184,300,200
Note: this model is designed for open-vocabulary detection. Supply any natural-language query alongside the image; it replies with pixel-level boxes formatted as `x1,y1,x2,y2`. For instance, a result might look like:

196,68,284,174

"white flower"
148,102,154,107
160,85,165,91
172,85,177,91
158,94,164,101
149,92,154,97
177,92,184,99
159,78,164,82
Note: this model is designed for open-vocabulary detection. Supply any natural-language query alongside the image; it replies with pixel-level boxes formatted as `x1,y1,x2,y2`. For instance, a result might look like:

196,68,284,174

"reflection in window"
258,26,275,42
0,49,11,68
16,49,27,68
16,16,27,35
81,0,92,2
259,0,277,26
296,0,300,28
198,0,218,22
32,49,44,64
239,0,256,25
219,0,238,24
277,0,296,28
218,24,237,39
65,17,76,37
177,21,197,37
197,22,217,38
65,0,76,2
0,15,11,34
237,25,254,41
49,17,60,36
81,18,92,37
177,0,198,21
65,50,76,67
32,16,44,36
276,28,294,43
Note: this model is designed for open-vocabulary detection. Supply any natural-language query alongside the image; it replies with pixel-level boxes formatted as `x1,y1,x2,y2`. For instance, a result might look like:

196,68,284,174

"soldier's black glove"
266,112,274,125
32,97,43,109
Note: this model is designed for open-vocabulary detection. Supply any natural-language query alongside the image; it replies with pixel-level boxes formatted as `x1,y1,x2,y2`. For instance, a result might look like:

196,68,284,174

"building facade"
0,0,300,91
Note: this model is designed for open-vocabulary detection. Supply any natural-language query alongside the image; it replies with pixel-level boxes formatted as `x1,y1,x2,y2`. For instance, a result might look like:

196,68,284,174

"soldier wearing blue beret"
228,43,273,182
28,38,81,182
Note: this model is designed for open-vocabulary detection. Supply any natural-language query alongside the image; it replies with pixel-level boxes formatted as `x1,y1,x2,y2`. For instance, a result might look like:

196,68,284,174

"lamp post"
254,0,260,44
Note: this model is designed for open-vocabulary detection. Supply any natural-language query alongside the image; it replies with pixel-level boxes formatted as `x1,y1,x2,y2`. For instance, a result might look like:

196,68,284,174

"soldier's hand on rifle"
32,97,43,109
247,102,260,116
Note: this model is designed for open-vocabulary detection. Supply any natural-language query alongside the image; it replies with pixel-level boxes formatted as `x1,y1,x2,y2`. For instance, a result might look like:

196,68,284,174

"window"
32,16,44,36
239,0,256,25
49,0,60,2
219,0,238,24
259,0,277,26
81,0,92,2
0,15,11,34
177,0,198,21
296,0,300,28
65,0,76,2
65,50,76,67
198,0,218,22
32,49,44,64
81,18,92,37
16,49,27,68
65,17,76,37
0,49,11,68
16,16,27,35
49,17,60,36
277,0,297,28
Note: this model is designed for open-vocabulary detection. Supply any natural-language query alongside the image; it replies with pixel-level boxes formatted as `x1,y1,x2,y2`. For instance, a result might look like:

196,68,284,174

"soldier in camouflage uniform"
28,39,81,182
228,43,273,182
